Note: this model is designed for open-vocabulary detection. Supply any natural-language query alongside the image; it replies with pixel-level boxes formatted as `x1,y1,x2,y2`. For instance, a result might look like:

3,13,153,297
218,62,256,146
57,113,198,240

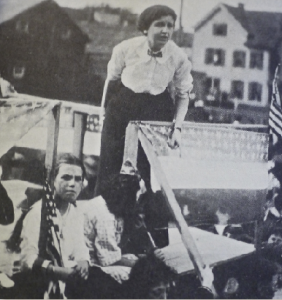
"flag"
269,67,282,140
265,65,282,219
38,180,64,299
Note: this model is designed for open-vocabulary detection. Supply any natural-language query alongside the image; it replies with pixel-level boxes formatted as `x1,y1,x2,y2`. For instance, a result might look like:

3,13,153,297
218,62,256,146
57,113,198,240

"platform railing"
0,93,102,182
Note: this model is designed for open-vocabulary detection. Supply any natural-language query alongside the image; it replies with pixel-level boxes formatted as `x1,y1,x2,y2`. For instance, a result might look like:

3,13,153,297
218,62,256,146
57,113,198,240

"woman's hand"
168,128,181,149
154,248,166,261
72,260,89,280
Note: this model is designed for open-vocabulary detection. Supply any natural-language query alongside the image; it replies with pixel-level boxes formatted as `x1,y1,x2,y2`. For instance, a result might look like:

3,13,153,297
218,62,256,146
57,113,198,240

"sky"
54,0,282,32
2,0,282,32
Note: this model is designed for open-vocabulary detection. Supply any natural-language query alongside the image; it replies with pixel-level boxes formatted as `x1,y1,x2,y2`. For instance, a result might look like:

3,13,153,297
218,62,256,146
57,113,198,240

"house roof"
0,0,46,24
0,0,89,43
224,4,282,50
195,3,282,50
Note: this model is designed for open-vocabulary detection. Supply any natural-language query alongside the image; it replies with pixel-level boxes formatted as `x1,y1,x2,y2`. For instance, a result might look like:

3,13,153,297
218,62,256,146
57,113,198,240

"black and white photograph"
0,0,282,298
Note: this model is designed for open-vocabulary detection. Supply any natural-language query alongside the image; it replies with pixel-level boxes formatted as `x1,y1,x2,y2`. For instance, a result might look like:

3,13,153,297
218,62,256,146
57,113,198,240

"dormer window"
16,20,29,34
213,23,227,36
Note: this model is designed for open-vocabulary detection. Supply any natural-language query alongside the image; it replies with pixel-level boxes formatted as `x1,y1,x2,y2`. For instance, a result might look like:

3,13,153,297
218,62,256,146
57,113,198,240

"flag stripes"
40,181,64,299
269,74,282,138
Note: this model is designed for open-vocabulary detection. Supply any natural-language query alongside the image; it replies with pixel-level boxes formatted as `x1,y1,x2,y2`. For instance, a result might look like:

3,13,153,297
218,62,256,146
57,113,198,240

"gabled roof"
0,0,46,24
195,3,282,50
0,0,89,43
224,4,282,50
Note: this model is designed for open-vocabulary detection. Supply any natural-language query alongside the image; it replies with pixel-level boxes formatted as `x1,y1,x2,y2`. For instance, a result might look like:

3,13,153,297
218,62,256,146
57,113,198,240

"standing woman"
95,5,193,195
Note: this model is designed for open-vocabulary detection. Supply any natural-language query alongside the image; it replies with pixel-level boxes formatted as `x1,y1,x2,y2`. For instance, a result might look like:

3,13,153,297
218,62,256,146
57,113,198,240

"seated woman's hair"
137,5,177,33
125,253,175,299
100,172,140,218
54,153,85,180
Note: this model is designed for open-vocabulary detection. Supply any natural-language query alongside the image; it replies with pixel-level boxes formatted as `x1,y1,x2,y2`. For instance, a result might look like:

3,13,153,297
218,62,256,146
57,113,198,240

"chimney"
238,3,244,10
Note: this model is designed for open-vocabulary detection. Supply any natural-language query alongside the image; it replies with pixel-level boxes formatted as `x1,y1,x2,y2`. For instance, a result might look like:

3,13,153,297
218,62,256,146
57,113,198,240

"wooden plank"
138,127,215,293
73,112,87,159
139,120,268,131
4,103,48,123
45,104,61,183
123,122,139,167
0,103,56,158
163,227,255,275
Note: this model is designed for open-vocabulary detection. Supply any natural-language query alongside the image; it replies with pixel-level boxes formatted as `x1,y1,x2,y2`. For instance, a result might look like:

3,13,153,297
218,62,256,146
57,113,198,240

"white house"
192,3,282,110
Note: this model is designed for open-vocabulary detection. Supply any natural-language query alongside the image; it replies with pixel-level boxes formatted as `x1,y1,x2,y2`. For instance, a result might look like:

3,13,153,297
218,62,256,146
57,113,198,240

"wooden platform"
151,156,268,223
163,227,255,274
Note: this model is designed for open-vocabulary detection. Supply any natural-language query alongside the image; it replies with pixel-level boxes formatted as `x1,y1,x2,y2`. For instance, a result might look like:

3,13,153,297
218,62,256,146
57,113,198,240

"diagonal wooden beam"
123,122,139,167
138,127,216,295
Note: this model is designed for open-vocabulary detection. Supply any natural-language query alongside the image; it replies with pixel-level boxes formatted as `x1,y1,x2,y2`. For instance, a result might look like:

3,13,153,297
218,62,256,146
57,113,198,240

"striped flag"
269,65,282,142
265,65,282,219
39,180,64,299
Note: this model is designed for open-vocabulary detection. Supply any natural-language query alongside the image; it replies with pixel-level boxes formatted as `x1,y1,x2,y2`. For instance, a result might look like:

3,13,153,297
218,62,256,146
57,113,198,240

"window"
206,77,220,95
205,48,214,64
13,66,25,79
248,82,262,101
206,77,220,90
233,51,246,68
250,51,263,70
231,81,244,99
61,29,72,40
205,49,225,66
213,23,227,36
16,20,29,33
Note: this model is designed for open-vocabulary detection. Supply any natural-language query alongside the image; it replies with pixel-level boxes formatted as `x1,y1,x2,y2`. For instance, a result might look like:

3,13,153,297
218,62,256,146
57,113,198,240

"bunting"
39,180,64,299
269,65,282,140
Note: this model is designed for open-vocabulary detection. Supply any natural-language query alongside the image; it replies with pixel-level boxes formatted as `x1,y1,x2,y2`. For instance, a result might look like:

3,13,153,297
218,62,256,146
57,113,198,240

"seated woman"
82,160,145,298
18,154,90,299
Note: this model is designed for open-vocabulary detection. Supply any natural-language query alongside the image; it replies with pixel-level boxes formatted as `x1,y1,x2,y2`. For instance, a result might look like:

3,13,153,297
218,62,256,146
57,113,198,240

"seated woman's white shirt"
84,196,123,267
20,200,90,270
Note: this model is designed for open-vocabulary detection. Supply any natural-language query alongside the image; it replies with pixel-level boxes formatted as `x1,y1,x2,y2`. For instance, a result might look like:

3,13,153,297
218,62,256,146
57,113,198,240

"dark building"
0,0,94,102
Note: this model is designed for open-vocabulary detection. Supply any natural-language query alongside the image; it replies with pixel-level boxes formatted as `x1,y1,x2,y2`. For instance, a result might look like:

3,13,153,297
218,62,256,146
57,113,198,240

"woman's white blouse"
20,200,90,270
107,36,193,102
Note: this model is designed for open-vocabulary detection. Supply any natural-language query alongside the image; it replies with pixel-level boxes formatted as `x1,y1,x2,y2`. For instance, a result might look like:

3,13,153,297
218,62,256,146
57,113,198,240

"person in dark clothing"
0,177,15,290
95,4,193,195
0,181,14,226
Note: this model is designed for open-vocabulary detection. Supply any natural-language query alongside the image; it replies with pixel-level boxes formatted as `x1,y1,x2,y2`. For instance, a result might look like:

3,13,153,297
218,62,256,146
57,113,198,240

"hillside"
79,20,140,54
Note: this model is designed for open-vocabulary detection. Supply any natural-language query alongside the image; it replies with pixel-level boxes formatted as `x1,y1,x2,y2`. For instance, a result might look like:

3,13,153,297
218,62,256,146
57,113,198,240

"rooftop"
195,3,282,50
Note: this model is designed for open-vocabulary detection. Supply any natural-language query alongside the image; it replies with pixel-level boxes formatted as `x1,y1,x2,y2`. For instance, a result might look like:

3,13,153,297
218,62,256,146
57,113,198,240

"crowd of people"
1,154,175,299
1,153,282,299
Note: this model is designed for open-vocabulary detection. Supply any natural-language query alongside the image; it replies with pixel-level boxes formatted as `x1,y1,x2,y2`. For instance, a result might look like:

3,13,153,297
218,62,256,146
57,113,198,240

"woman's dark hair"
100,173,140,245
100,173,140,218
125,253,175,299
54,153,85,180
137,5,177,33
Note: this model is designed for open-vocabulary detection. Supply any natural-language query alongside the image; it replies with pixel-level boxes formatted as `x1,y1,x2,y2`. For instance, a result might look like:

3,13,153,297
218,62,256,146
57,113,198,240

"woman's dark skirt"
95,84,174,195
